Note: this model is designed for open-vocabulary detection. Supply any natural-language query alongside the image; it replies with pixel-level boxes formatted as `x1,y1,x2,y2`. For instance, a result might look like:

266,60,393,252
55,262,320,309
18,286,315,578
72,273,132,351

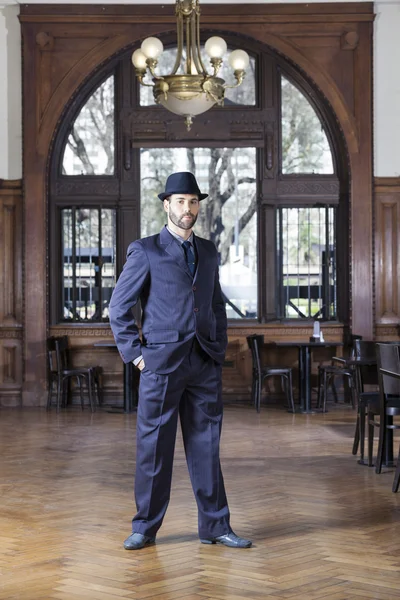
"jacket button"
194,308,199,312
192,286,196,291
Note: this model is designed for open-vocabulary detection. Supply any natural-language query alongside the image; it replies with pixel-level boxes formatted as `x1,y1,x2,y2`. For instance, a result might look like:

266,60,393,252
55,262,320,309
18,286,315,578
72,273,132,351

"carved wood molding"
374,177,400,193
0,328,23,339
0,179,22,193
276,179,340,197
55,180,120,197
340,31,360,51
375,324,400,340
49,326,114,338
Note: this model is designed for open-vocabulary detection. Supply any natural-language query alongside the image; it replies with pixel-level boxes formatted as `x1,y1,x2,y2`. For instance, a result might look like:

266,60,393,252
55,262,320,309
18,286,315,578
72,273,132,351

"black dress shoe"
123,532,156,550
200,530,252,548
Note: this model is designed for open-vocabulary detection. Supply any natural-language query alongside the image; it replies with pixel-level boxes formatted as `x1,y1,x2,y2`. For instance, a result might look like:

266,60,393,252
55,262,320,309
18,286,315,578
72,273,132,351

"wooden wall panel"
49,323,344,405
375,178,400,329
0,181,23,406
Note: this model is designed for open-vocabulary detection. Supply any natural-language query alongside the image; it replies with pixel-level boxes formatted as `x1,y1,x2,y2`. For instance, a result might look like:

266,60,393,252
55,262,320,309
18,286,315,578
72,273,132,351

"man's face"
164,194,200,231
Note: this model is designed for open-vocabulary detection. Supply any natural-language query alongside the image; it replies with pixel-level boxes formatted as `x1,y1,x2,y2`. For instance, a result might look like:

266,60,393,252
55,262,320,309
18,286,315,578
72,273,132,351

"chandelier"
131,0,250,131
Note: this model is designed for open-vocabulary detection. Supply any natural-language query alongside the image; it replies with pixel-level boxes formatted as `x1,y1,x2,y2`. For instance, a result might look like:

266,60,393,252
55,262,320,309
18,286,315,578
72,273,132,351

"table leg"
297,346,315,414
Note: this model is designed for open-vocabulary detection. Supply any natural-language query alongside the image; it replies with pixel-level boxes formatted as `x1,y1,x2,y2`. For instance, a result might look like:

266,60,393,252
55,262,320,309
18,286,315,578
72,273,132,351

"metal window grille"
277,206,337,320
61,207,117,322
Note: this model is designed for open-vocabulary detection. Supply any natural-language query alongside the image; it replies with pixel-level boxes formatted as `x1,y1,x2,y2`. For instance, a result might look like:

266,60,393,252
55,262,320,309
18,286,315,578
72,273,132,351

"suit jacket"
109,226,228,374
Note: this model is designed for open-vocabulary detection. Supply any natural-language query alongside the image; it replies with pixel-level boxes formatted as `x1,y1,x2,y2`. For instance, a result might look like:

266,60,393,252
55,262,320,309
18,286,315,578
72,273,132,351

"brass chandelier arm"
146,58,165,81
135,69,155,87
190,13,205,76
195,5,207,75
185,17,193,75
223,69,246,90
171,11,183,76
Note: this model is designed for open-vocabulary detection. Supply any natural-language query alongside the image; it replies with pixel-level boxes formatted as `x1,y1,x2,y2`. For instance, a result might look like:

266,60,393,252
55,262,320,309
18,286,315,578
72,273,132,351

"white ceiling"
1,0,398,5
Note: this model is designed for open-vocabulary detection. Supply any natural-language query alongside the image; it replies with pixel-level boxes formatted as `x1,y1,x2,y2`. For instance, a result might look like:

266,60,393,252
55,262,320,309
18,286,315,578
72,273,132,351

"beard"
168,207,198,231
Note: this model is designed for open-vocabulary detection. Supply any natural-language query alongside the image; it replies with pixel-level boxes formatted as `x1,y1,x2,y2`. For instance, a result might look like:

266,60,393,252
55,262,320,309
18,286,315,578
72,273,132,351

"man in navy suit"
109,172,252,550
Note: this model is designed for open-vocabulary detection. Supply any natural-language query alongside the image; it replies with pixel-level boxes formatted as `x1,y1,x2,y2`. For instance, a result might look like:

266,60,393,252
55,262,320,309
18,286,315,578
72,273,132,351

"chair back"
47,336,70,375
47,337,58,373
246,335,264,375
55,336,70,372
353,340,378,388
376,343,400,397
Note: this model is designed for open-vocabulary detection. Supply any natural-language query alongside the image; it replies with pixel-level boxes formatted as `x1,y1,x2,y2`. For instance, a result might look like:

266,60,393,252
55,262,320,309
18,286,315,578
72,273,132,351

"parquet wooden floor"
1,403,400,600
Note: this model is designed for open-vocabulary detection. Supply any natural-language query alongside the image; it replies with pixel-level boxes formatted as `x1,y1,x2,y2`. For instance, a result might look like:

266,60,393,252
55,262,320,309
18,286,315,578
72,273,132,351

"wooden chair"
246,335,295,413
316,334,362,412
368,343,400,491
351,340,379,463
47,336,102,412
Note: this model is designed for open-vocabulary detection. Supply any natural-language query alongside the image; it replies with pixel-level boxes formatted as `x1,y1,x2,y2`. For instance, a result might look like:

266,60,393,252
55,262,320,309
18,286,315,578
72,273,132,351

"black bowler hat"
158,171,208,201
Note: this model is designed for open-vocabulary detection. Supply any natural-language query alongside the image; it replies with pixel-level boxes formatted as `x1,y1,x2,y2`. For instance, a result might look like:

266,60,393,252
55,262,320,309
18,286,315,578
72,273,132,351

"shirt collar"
166,226,194,246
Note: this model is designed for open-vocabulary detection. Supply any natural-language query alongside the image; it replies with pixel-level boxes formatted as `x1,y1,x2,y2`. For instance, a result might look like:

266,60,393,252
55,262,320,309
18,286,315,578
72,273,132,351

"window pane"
140,48,256,107
61,208,116,322
140,147,257,319
281,75,333,174
277,207,336,319
62,75,115,175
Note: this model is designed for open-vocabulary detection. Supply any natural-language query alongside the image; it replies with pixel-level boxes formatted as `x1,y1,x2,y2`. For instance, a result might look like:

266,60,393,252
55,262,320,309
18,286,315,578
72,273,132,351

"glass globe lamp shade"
131,49,147,69
228,49,250,71
205,36,227,59
159,92,217,117
141,37,164,60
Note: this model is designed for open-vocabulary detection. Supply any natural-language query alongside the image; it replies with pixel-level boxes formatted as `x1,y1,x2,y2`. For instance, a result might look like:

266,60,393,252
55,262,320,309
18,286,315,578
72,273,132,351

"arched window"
49,40,347,325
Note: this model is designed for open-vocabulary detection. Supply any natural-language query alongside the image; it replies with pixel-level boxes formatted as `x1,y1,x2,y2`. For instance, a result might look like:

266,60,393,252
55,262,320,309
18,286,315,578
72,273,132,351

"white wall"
0,1,399,179
374,1,400,177
0,5,21,180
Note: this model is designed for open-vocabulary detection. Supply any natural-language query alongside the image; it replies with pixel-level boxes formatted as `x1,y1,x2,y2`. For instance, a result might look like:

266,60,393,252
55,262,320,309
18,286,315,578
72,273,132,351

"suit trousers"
132,340,231,539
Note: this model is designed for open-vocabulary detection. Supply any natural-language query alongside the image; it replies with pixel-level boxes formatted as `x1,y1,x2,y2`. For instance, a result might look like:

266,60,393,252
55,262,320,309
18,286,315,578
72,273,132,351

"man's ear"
163,199,169,213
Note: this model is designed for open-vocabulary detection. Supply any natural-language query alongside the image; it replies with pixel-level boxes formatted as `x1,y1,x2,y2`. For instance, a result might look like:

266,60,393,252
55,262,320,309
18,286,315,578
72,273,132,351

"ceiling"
0,0,392,5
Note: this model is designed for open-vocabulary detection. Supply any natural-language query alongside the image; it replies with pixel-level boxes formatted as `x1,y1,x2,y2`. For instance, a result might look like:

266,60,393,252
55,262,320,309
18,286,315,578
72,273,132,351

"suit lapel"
159,226,192,278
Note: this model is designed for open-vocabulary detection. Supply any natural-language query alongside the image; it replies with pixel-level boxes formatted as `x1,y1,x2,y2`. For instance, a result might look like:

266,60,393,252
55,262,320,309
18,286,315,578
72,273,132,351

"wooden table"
93,342,138,413
268,341,343,414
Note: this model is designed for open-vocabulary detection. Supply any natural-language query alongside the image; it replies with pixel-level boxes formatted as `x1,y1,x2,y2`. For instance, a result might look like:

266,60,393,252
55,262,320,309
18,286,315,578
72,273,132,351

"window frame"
48,36,349,327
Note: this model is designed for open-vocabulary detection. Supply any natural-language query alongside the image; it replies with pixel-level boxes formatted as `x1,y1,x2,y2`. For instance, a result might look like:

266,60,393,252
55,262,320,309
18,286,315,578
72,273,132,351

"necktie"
182,240,196,276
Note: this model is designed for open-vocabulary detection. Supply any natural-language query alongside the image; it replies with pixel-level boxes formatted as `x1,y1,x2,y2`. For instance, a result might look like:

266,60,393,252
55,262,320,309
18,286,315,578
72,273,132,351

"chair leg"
47,379,53,411
331,378,339,404
256,373,262,413
77,376,85,410
56,376,63,412
392,444,400,492
62,378,69,408
359,404,366,462
87,373,95,413
367,412,375,467
288,371,295,413
95,368,103,406
375,416,386,475
322,371,329,413
352,413,360,455
317,368,322,409
251,372,257,409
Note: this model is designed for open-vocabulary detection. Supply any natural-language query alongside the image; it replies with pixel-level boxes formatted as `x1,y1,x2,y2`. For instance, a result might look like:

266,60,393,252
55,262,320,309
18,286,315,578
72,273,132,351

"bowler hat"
158,172,208,201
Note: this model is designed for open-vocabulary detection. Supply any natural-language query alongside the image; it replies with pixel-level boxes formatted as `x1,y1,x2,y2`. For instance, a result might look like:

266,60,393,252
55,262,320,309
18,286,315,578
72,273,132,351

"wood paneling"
375,177,400,327
19,3,374,404
0,180,23,406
